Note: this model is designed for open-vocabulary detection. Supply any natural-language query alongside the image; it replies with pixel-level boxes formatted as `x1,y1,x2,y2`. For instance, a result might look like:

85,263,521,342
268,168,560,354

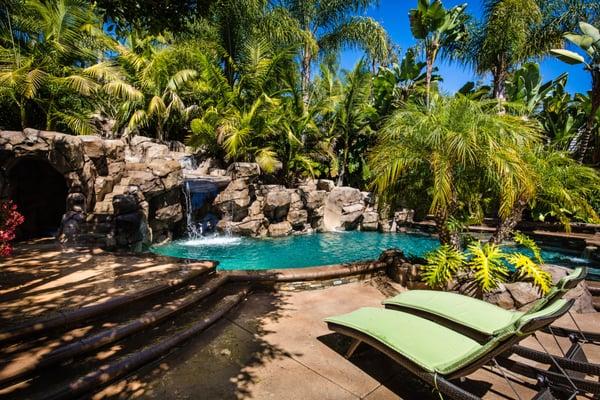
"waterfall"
182,179,220,239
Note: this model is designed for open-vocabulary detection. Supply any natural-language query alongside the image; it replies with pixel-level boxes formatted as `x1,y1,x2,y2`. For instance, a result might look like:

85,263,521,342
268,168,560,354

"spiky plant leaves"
103,81,144,102
422,245,466,289
512,231,543,263
467,242,509,292
506,253,553,295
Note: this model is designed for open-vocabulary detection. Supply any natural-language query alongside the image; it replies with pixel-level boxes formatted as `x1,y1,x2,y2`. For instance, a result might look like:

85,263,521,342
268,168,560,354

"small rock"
220,349,231,357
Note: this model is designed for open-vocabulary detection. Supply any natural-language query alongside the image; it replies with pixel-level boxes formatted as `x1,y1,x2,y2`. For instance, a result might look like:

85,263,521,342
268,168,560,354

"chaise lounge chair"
380,267,600,395
382,267,588,340
325,299,574,400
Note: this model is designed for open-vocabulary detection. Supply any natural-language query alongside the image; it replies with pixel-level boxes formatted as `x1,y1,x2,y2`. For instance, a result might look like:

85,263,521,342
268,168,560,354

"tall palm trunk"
301,44,311,108
489,197,527,245
434,209,461,250
18,100,26,130
424,42,439,109
492,56,508,102
337,141,348,187
579,69,600,163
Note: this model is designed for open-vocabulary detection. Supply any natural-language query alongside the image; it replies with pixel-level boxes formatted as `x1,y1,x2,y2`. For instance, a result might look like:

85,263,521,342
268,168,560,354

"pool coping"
223,259,386,283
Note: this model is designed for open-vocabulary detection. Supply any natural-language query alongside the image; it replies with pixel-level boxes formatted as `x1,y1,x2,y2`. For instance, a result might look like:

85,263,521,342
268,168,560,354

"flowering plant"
0,201,24,257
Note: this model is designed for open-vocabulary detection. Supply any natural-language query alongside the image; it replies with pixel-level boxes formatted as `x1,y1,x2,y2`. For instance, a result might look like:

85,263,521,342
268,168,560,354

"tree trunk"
489,198,527,245
336,144,348,187
434,210,461,250
492,56,508,103
301,44,311,108
424,44,438,109
19,100,26,130
157,120,164,142
580,69,600,164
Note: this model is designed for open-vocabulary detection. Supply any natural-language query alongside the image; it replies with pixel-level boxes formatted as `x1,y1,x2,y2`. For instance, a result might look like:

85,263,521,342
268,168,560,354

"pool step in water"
0,275,249,400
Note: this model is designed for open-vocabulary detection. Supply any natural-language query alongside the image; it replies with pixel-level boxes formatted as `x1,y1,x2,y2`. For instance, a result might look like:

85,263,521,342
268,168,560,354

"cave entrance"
8,157,68,240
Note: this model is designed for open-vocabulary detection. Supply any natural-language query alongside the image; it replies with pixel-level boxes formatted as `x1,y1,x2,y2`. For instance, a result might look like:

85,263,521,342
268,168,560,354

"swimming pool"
152,231,599,278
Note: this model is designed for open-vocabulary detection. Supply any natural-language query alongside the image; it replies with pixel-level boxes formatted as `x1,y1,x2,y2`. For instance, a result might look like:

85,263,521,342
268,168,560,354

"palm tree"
112,33,201,140
280,0,389,105
316,60,376,187
466,0,591,101
370,95,540,249
0,0,115,133
551,21,600,163
188,40,299,173
490,148,600,244
183,1,307,86
408,0,468,108
372,47,437,117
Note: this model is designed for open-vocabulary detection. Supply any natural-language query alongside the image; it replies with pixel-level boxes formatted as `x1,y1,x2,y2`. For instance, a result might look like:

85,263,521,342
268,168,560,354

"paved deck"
0,239,210,328
93,280,600,400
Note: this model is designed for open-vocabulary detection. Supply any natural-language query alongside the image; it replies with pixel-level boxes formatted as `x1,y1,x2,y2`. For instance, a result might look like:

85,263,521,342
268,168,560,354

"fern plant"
421,245,465,289
467,242,509,293
513,231,543,263
422,235,553,295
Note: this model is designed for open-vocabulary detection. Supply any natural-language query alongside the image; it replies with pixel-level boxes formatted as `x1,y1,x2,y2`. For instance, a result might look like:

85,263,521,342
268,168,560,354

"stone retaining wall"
0,130,186,250
212,163,386,236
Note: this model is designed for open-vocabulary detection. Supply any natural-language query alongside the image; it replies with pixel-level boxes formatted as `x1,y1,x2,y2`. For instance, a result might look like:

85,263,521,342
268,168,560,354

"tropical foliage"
370,95,541,248
0,0,599,266
551,21,600,163
422,233,553,294
408,0,468,107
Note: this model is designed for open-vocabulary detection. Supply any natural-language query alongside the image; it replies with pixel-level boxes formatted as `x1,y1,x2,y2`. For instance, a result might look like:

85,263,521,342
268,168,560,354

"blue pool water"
152,231,599,278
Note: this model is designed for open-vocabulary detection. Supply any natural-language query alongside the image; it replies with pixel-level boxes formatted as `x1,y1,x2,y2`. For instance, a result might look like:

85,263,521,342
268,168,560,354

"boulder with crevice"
268,221,293,237
264,189,291,222
323,187,365,231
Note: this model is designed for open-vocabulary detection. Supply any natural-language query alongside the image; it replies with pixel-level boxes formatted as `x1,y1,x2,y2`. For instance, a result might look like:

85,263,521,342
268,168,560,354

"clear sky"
339,0,591,94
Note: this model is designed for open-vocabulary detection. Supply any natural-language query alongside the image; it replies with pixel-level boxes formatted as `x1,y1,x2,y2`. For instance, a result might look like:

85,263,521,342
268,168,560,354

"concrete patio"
92,280,600,400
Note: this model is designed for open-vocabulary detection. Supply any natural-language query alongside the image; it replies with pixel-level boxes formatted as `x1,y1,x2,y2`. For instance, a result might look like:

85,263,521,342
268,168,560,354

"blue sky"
339,0,591,94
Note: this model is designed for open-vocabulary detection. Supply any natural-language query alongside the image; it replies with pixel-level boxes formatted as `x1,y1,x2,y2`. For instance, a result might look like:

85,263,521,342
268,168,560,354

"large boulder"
234,215,267,236
264,190,291,222
323,187,365,231
268,221,293,237
287,209,308,229
227,162,260,181
485,265,595,313
543,265,596,313
212,179,253,222
504,282,540,308
361,210,379,231
484,284,516,310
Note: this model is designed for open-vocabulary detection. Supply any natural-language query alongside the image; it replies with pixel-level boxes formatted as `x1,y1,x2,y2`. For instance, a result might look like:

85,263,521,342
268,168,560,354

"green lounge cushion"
325,300,569,375
325,307,492,374
383,290,523,336
383,267,585,335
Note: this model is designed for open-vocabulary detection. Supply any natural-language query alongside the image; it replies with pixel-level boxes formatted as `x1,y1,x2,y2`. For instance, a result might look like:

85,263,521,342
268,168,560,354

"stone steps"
588,280,600,296
588,281,600,312
0,263,215,344
0,274,249,399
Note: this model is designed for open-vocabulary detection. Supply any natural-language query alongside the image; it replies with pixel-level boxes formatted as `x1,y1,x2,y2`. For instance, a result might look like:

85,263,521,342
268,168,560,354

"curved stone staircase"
0,265,249,400
589,281,600,311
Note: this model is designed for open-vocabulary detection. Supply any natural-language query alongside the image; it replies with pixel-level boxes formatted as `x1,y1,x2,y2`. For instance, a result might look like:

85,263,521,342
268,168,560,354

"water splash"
182,180,203,238
181,235,242,247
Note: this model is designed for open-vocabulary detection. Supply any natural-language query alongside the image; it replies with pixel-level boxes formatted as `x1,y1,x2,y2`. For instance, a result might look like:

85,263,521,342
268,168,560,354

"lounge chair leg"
345,339,361,359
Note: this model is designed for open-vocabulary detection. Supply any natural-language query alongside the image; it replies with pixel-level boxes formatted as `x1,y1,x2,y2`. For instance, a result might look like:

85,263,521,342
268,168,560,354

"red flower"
0,201,24,257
